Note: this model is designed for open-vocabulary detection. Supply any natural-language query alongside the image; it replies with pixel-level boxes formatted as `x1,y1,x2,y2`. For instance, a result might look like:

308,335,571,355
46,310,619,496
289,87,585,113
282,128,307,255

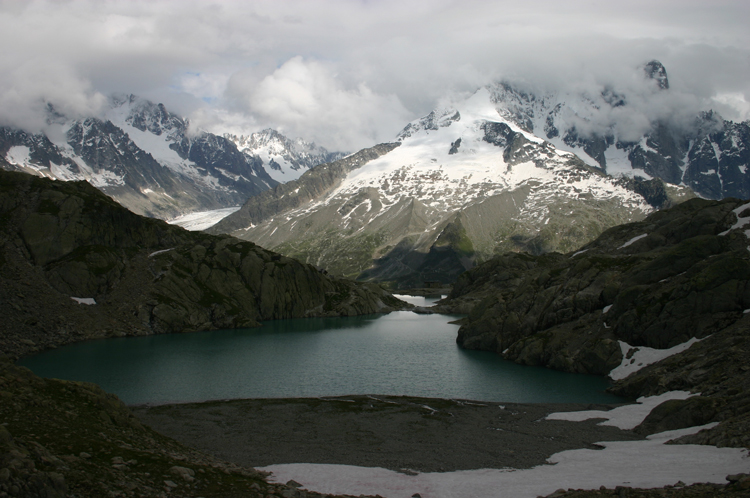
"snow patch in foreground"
545,391,695,430
260,421,747,498
609,338,703,381
168,207,241,231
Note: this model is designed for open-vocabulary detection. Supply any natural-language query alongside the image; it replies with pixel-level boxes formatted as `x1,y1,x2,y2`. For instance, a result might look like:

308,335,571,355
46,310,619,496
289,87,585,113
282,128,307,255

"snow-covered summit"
216,86,668,287
226,128,346,183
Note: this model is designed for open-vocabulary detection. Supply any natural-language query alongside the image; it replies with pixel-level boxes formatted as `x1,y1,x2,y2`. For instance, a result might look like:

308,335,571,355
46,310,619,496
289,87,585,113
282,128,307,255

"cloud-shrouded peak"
643,60,669,90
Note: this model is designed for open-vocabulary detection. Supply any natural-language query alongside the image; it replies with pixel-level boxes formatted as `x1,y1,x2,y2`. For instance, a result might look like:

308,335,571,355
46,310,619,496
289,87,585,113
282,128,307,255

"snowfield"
260,391,749,498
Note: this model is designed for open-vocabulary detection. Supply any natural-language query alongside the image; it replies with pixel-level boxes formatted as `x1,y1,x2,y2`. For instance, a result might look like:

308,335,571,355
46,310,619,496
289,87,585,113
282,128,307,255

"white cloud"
0,0,749,149
223,57,411,151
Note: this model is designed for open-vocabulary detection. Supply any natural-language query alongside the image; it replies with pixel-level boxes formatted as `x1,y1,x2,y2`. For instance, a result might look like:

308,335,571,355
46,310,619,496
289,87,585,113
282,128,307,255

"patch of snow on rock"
609,338,703,381
71,297,96,305
719,202,750,252
546,391,695,430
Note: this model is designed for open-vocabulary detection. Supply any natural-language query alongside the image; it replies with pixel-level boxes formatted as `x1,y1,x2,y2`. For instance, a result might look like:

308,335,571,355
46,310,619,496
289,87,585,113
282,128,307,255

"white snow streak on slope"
6,146,33,167
618,233,648,249
148,248,174,258
105,105,189,170
260,422,747,498
71,297,96,305
248,148,304,184
609,338,703,381
604,144,652,179
168,207,241,231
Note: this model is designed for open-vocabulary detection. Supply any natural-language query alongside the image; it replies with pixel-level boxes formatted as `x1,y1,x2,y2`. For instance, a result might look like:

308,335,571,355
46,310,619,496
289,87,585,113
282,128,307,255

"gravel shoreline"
132,395,643,474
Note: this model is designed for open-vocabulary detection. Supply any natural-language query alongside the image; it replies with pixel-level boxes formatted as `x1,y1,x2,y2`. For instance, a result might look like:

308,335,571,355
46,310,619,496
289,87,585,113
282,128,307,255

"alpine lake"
18,296,623,406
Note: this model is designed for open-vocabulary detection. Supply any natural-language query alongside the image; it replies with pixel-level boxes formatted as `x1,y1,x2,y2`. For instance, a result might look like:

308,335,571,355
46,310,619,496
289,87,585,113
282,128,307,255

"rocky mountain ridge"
0,169,405,360
212,87,692,288
1,95,340,220
489,60,750,200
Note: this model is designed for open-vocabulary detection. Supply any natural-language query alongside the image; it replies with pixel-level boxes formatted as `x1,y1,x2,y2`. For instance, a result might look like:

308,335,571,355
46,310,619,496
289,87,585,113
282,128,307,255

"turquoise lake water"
18,306,623,406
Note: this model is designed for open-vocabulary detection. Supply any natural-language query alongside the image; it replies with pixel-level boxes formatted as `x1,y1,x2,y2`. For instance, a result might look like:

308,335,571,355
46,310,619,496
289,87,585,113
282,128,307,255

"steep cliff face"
439,197,750,375
0,170,405,359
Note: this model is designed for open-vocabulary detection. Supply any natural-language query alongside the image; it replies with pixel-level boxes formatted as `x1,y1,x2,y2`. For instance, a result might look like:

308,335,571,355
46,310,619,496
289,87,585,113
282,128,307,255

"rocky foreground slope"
0,356,370,498
0,169,404,360
437,196,750,447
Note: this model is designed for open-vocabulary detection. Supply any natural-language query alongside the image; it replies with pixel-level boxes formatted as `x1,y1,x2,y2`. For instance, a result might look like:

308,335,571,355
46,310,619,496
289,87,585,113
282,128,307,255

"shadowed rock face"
438,197,750,376
0,170,406,360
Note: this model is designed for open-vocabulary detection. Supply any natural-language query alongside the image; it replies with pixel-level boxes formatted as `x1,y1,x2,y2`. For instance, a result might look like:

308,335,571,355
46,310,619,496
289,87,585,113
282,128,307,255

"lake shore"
132,394,643,474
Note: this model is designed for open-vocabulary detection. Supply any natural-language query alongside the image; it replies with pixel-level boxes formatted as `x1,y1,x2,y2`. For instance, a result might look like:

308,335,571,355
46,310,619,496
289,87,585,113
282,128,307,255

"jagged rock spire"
643,60,669,90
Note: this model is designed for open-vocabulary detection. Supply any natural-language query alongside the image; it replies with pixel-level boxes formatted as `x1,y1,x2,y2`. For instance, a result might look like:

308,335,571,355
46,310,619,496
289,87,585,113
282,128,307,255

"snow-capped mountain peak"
211,85,679,288
226,128,346,183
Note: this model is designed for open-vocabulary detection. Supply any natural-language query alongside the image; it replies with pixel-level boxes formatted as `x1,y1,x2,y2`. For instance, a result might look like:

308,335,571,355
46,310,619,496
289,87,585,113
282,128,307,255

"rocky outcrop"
608,313,750,448
0,170,406,359
439,197,750,375
436,196,750,449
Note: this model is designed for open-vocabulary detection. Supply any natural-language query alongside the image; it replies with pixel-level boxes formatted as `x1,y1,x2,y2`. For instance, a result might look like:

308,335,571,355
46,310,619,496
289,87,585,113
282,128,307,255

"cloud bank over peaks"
219,57,412,152
495,58,714,144
1,0,749,152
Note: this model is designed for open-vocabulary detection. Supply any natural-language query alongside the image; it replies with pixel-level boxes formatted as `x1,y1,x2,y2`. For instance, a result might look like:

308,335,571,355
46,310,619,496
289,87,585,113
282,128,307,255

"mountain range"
0,96,343,220
209,84,693,287
2,61,748,289
208,60,750,288
490,61,750,200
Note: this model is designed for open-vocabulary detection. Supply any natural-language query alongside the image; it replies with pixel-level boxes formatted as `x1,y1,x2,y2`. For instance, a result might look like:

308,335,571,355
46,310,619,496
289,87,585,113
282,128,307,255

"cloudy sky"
1,0,749,151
